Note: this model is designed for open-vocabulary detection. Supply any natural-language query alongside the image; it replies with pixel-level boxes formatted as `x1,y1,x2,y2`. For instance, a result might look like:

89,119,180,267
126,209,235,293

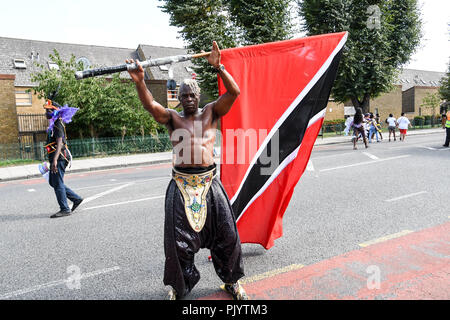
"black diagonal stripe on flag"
219,32,347,249
231,49,343,220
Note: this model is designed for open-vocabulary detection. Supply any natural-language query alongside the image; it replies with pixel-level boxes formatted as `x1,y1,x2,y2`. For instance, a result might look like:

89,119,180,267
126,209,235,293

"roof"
1,36,445,91
395,68,446,91
138,45,196,85
0,36,194,87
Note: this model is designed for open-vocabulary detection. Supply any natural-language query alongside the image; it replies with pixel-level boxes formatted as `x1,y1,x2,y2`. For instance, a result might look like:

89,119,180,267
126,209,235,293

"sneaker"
167,288,177,300
443,144,449,147
220,282,249,300
71,199,83,212
50,210,71,218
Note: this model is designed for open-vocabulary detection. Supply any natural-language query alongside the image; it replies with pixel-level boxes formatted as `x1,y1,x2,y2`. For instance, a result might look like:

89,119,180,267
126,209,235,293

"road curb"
0,129,443,182
0,158,172,183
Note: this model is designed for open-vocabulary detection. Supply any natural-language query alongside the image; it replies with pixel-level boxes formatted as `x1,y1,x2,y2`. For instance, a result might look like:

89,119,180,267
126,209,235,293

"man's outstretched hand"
126,59,145,84
206,41,221,69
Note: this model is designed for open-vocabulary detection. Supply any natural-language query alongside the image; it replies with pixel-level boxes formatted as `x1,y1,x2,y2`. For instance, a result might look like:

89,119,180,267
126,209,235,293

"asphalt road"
0,133,448,300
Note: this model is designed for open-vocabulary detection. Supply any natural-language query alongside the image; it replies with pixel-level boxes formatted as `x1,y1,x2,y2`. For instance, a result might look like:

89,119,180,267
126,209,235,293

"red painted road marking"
201,221,450,300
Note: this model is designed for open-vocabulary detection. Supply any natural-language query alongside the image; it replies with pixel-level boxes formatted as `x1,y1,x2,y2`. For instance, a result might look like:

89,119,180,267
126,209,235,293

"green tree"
420,92,441,123
30,50,162,138
158,0,293,98
298,0,422,113
226,0,293,45
439,63,450,103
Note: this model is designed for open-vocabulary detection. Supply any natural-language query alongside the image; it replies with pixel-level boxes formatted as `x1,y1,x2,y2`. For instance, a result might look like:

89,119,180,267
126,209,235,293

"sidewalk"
0,127,444,182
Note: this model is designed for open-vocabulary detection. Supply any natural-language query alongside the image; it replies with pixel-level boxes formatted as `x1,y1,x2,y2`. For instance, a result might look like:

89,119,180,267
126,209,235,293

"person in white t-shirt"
344,115,354,136
396,113,411,141
385,113,397,142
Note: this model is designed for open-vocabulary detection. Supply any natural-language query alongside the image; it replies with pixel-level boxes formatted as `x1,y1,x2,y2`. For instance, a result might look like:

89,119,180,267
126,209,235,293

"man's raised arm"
207,41,240,117
126,59,171,125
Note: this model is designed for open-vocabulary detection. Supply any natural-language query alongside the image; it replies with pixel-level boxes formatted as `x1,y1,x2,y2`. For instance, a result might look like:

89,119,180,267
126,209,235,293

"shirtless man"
126,41,247,300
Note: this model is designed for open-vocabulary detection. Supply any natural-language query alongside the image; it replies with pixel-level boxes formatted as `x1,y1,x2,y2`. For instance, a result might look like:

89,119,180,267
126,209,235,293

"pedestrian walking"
44,100,83,218
375,113,383,141
386,113,397,142
396,113,411,141
344,115,353,136
368,113,380,143
443,111,450,147
351,108,368,150
364,113,371,139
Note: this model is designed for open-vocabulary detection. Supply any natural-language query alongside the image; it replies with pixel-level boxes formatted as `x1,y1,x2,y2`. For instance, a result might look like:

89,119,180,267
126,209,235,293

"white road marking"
76,177,169,191
0,266,120,300
420,146,437,150
83,183,134,204
82,195,165,211
385,191,427,202
109,179,117,182
319,155,410,172
359,230,414,247
27,189,36,192
362,152,379,160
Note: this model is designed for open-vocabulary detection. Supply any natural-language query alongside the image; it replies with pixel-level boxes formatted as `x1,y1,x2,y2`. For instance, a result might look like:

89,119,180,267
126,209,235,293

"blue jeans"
369,127,379,142
48,160,82,212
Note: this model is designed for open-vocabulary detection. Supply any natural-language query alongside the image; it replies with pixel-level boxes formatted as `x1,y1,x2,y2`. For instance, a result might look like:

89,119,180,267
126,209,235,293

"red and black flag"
218,32,348,249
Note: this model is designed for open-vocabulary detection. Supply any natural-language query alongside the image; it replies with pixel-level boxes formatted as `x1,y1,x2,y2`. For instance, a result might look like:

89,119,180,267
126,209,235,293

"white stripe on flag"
236,109,325,222
230,33,348,205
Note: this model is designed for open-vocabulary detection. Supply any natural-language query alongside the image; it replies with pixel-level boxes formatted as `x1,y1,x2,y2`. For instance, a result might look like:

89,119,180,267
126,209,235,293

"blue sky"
1,0,449,72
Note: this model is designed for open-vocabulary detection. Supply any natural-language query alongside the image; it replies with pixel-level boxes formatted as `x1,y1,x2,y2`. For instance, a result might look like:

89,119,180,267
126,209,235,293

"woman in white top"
396,113,411,141
385,113,397,142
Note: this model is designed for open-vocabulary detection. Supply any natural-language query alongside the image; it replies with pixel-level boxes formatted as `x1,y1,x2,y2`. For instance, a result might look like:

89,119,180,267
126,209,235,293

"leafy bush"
414,116,424,126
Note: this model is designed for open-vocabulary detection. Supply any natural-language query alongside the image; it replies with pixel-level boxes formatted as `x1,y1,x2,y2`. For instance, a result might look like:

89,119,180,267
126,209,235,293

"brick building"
0,36,195,145
0,36,446,145
0,74,19,144
323,69,445,121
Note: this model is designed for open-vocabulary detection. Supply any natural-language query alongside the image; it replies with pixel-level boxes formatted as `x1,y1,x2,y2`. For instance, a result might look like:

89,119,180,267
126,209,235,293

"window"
13,59,26,69
16,91,32,106
168,88,178,101
48,62,59,70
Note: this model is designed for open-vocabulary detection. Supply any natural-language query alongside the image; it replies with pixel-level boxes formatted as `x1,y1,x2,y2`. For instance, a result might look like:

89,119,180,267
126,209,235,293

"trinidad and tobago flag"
218,32,348,249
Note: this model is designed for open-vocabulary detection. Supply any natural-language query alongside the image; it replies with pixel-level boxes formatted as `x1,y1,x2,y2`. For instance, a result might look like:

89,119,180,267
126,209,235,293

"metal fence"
0,134,173,161
1,120,444,161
